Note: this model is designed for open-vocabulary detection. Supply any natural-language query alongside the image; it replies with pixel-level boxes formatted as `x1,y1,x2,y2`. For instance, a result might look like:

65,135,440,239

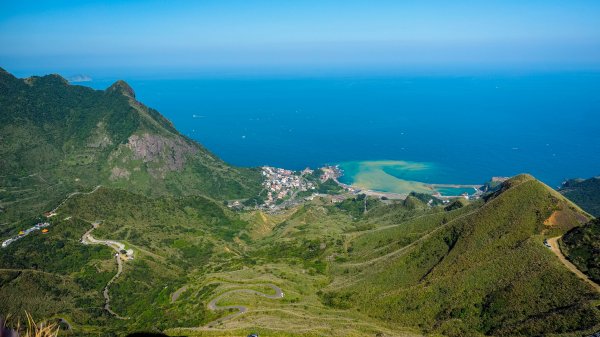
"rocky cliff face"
109,133,198,179
0,68,263,225
127,133,196,169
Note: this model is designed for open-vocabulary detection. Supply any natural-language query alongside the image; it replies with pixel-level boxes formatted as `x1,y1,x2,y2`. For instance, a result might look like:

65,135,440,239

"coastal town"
253,165,345,209
261,166,316,203
225,163,489,212
2,168,490,248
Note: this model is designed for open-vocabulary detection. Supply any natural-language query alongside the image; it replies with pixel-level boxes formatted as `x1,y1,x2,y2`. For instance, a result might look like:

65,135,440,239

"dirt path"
81,222,131,319
52,185,102,213
171,285,189,303
547,237,600,293
340,208,481,268
204,284,284,328
339,181,537,271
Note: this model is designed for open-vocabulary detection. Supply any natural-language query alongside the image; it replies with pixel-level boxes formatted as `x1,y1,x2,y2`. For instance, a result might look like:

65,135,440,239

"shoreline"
335,171,483,200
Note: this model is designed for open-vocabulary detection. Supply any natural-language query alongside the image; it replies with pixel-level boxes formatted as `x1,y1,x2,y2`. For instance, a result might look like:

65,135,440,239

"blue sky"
1,0,600,76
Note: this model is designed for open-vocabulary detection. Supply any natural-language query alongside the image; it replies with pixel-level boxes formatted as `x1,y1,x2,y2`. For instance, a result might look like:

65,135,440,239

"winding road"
547,237,600,293
81,222,131,319
204,283,284,327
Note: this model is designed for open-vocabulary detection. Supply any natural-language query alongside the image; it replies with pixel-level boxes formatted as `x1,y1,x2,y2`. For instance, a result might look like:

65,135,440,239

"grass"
167,263,421,337
2,312,61,337
1,172,599,336
323,175,599,336
5,68,599,336
0,69,263,236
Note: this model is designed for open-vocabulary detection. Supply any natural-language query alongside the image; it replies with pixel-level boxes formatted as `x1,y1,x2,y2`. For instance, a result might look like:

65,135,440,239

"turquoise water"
436,187,478,196
84,73,600,191
336,160,480,196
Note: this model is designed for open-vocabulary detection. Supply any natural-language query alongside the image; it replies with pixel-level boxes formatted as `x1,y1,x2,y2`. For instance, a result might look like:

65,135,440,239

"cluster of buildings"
262,166,316,205
319,165,342,182
2,222,50,248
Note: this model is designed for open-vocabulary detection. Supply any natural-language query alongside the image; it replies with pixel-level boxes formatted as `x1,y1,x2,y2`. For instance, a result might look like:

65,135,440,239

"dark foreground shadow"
126,333,186,337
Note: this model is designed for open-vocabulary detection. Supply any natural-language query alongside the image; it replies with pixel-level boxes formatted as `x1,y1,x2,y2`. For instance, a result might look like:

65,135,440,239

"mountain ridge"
324,175,598,336
0,69,599,337
0,69,262,230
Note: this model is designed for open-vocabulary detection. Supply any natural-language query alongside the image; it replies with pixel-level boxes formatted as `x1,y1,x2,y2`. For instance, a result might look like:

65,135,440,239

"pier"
428,183,482,189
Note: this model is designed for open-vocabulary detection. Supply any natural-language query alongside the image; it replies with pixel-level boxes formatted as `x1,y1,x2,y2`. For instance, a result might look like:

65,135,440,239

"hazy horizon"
2,0,600,77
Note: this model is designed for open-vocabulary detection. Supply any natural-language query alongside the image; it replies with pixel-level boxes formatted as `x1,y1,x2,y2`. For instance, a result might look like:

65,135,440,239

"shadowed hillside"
561,218,600,284
559,176,600,217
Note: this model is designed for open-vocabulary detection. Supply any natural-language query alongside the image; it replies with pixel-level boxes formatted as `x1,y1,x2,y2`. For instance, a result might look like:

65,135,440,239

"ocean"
83,72,600,194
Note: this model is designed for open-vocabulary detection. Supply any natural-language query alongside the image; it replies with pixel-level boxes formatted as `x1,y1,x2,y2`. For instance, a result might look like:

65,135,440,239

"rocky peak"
107,80,135,98
21,74,69,86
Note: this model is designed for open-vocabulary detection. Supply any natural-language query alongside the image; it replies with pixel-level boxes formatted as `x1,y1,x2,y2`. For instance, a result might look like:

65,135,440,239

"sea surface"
83,73,600,195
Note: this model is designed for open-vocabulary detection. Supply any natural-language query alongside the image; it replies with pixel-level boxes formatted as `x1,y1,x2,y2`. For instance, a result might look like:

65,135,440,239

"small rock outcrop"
110,167,131,180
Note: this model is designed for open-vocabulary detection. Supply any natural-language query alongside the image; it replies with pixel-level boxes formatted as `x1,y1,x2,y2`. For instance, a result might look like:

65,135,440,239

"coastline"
334,162,483,199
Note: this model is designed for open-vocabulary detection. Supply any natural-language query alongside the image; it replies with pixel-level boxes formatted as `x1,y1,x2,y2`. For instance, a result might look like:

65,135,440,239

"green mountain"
324,175,598,336
1,69,599,337
559,176,600,217
0,68,262,229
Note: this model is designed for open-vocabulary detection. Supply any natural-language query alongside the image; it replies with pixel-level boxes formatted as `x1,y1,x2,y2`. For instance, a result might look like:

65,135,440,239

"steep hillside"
1,174,598,336
2,68,599,337
561,218,600,284
0,68,262,229
0,187,255,334
325,175,599,336
559,176,600,217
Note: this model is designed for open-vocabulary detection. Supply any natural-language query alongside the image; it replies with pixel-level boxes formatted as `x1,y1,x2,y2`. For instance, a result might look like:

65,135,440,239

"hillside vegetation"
325,175,598,336
2,172,599,337
561,218,600,284
559,176,600,217
0,68,262,231
1,69,599,337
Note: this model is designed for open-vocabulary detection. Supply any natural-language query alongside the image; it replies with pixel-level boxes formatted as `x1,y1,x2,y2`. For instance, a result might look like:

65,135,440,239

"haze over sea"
85,72,600,193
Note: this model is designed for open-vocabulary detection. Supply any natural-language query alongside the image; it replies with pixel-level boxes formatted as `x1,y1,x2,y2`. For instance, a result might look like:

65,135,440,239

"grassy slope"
1,176,599,336
325,175,599,336
2,69,599,336
0,217,118,335
0,187,254,334
0,68,262,231
59,188,258,331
